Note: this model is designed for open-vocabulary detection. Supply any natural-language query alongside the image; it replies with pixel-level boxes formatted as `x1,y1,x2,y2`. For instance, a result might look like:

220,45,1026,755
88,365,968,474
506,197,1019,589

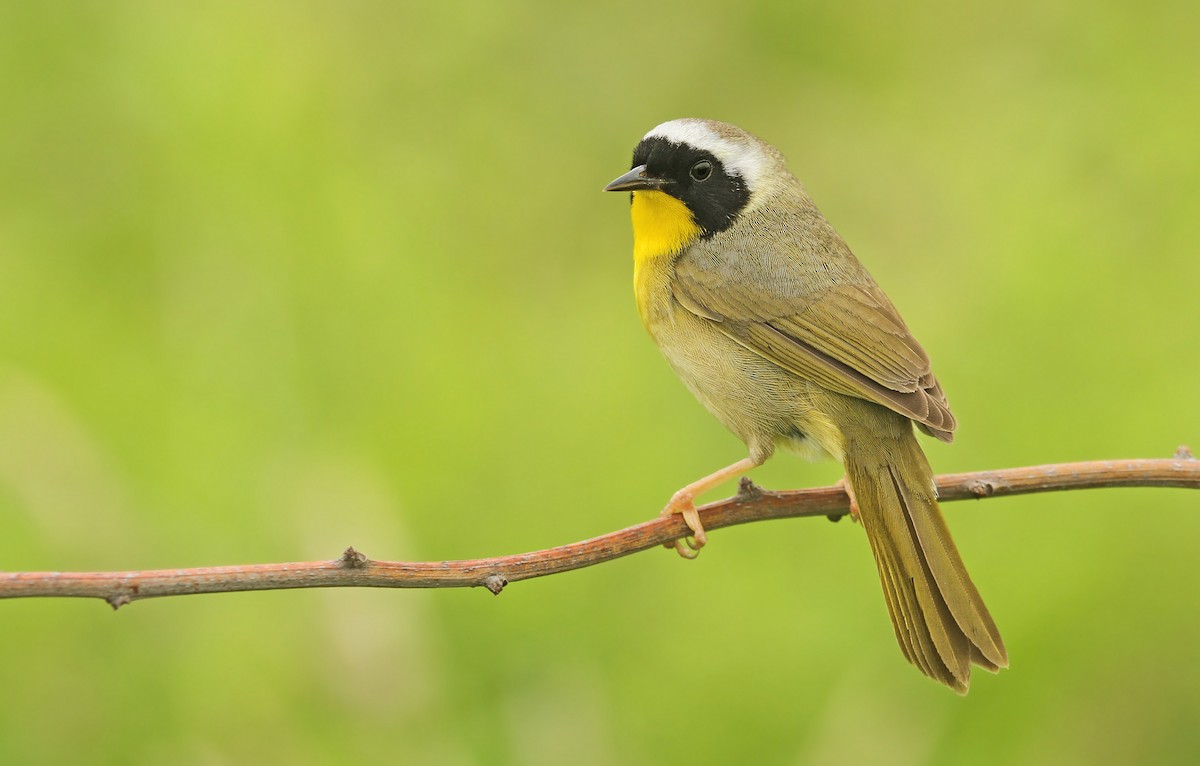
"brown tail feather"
869,520,965,690
844,422,1007,692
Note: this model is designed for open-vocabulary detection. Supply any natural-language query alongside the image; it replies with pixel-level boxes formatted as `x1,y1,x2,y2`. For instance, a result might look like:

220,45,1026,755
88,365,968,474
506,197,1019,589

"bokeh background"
2,1,1198,764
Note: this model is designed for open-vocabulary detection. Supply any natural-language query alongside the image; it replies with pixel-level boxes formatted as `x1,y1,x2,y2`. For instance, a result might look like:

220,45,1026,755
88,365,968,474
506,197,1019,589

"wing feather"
673,254,956,440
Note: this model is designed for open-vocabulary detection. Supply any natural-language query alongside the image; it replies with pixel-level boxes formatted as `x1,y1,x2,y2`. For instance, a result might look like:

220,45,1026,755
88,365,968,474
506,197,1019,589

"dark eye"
690,160,713,182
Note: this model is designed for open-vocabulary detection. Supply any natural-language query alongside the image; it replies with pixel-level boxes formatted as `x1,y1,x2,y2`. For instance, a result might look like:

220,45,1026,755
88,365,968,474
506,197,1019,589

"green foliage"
1,1,1198,763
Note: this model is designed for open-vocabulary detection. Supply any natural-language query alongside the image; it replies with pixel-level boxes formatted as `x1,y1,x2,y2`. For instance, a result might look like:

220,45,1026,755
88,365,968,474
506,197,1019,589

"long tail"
842,419,1008,693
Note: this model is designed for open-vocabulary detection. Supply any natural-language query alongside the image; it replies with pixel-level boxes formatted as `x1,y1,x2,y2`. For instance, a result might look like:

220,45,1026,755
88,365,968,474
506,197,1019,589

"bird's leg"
662,457,760,559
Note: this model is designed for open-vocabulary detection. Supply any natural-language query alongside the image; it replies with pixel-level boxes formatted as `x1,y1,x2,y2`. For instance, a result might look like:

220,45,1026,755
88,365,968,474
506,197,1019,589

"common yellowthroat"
605,119,1006,693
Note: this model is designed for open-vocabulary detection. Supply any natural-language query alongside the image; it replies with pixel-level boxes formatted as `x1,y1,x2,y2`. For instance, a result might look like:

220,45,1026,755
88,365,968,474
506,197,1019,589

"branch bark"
2,452,1196,608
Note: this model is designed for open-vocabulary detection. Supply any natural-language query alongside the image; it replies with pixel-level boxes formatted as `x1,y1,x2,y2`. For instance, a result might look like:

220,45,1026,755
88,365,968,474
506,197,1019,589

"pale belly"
647,300,844,465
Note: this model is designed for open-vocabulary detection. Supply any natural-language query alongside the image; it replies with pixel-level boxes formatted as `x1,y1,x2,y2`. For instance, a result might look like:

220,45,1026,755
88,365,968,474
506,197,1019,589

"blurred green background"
2,1,1198,764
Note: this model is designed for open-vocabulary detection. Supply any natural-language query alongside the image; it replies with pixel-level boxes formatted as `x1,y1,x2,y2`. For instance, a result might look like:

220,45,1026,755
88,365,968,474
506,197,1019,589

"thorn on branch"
482,574,507,595
968,480,996,498
1176,445,1195,460
736,477,764,500
340,547,368,568
107,594,131,611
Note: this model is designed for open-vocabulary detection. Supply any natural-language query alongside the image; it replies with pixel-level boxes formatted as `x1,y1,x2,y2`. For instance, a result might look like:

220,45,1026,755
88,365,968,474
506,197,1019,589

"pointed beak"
603,164,668,192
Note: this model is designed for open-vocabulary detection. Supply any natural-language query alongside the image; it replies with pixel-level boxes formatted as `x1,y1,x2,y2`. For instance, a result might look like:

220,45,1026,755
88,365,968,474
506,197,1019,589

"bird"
603,118,1007,693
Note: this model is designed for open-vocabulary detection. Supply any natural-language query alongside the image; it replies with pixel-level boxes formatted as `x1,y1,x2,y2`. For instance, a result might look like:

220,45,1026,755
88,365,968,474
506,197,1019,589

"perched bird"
604,118,1006,692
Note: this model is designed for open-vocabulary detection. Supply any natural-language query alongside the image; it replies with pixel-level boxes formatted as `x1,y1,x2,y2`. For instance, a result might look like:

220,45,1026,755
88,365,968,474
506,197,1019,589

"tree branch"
2,451,1196,608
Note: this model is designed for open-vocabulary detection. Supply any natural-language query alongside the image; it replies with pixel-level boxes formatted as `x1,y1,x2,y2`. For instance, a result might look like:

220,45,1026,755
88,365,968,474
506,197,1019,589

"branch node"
736,476,764,499
482,574,508,595
340,547,369,568
106,594,132,611
967,479,996,498
1176,445,1195,460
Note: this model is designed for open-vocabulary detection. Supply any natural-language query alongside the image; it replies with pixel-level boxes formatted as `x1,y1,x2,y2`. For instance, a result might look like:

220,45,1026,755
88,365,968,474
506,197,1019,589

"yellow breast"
629,190,702,318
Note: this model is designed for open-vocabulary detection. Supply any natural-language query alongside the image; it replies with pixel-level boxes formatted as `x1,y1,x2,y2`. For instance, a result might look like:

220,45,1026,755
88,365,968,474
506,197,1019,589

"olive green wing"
672,258,956,440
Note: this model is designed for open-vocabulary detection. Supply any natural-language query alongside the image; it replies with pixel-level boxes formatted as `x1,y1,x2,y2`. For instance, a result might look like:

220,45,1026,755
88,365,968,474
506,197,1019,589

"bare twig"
2,454,1196,608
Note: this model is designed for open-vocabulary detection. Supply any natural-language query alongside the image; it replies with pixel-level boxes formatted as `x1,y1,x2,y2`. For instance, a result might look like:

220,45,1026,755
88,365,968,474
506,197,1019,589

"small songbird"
604,118,1007,692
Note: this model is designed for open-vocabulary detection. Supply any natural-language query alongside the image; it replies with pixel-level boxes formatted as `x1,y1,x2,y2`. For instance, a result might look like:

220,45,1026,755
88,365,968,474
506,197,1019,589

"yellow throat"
630,190,702,319
630,190,702,265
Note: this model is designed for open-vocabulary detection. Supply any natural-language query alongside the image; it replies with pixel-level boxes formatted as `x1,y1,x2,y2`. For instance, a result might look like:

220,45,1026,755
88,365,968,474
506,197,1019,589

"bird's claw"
835,476,860,523
660,493,708,559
